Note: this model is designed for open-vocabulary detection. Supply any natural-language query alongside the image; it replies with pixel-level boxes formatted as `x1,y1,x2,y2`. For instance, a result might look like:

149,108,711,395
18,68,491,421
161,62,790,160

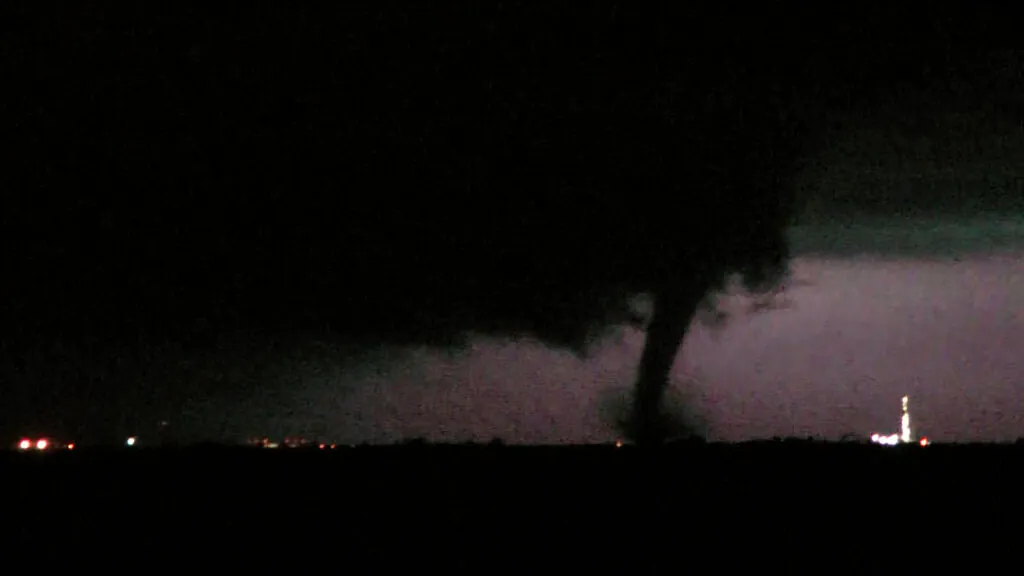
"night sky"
4,4,1023,444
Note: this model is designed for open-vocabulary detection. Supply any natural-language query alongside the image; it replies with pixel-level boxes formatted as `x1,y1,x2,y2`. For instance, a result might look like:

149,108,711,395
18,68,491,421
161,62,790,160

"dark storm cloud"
795,106,1024,223
6,3,1024,443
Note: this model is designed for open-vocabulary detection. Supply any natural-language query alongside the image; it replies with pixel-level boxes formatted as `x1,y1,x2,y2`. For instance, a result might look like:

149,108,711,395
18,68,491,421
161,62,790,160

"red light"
18,439,31,450
36,439,49,450
67,443,75,450
319,444,325,449
919,437,929,447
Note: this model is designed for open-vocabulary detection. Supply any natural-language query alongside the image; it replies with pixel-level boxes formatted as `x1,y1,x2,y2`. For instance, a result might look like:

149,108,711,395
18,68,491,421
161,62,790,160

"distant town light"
126,437,137,447
18,439,31,450
36,439,49,450
919,437,929,447
67,443,75,450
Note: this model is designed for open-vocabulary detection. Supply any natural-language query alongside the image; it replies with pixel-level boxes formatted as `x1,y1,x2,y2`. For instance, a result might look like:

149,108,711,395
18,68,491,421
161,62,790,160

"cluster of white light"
871,433,901,446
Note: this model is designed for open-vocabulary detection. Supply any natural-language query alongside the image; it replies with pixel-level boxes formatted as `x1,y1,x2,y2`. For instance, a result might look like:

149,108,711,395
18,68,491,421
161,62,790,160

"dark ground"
4,442,1020,568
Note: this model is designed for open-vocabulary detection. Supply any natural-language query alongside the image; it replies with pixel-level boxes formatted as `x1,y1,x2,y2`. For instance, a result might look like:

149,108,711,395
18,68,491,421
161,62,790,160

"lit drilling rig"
871,395,928,447
900,395,911,443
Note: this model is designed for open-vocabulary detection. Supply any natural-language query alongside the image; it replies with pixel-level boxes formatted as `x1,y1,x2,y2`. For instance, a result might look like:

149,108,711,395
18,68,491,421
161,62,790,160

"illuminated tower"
900,395,912,443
